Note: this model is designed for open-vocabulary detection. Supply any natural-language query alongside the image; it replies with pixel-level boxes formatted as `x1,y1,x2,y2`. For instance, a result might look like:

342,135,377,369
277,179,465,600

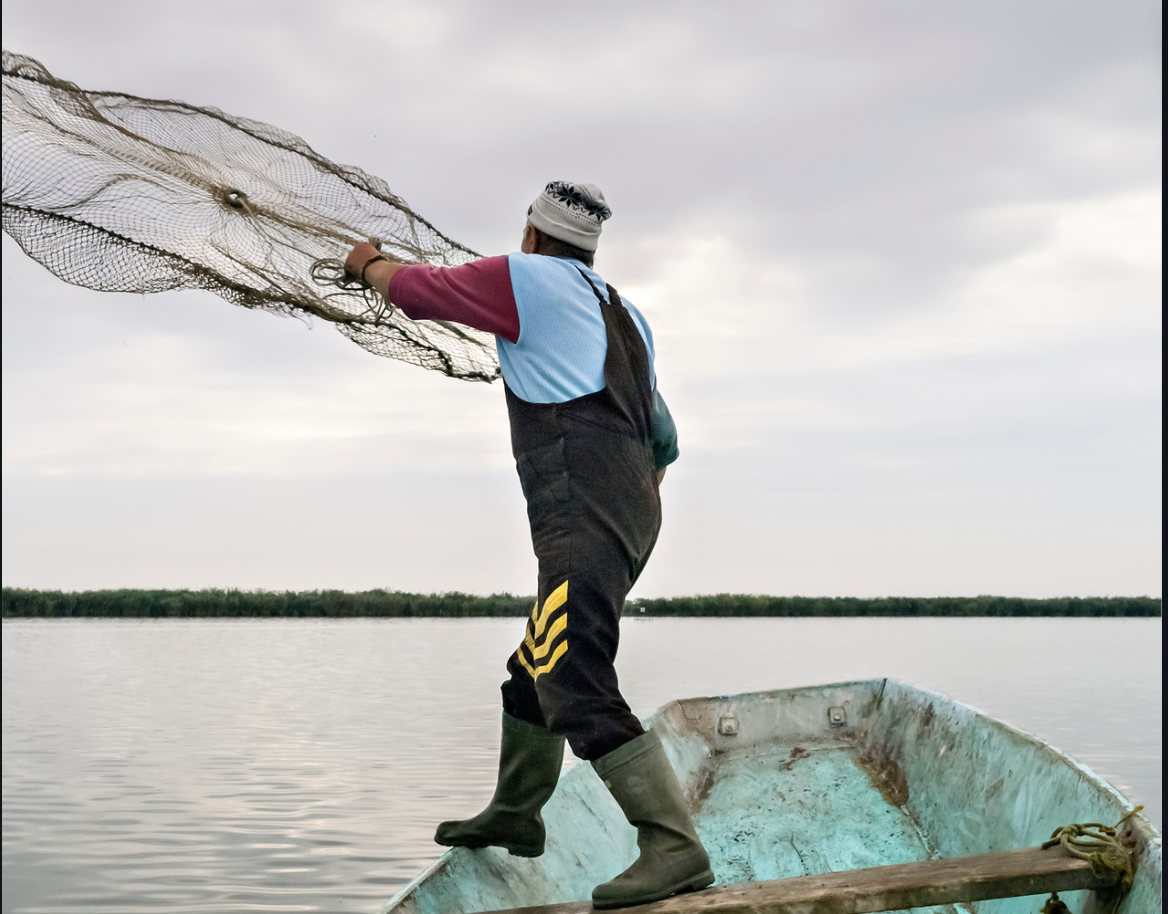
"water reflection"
2,618,1161,913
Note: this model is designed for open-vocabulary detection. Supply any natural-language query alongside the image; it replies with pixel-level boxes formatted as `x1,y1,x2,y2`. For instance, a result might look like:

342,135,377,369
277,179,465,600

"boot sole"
434,837,544,858
592,869,715,909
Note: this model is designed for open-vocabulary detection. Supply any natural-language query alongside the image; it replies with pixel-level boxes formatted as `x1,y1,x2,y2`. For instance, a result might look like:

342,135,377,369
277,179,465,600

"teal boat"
379,680,1161,913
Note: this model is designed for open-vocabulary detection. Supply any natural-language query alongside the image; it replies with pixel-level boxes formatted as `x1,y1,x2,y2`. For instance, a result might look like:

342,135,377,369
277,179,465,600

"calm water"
2,617,1161,914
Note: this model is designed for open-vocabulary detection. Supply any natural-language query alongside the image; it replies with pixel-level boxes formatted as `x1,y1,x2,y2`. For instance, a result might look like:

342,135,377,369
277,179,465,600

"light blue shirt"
497,253,677,468
498,253,656,403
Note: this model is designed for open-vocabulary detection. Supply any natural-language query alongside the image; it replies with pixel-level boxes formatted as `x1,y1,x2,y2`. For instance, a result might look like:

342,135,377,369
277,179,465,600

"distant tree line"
1,588,1159,618
0,588,530,618
627,594,1161,617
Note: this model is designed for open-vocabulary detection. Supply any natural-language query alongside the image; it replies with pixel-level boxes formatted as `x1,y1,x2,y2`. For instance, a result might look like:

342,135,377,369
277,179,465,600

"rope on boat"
1038,807,1142,914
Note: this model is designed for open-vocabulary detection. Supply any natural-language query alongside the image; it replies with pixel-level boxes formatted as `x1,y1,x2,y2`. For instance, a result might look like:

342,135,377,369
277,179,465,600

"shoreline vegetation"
1,588,1160,618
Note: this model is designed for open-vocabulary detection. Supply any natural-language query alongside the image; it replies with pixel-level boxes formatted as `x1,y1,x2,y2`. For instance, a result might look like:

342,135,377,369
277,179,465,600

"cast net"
1,51,500,381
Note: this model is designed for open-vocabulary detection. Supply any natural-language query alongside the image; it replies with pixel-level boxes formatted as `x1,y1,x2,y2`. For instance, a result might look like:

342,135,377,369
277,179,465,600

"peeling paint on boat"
378,680,1162,914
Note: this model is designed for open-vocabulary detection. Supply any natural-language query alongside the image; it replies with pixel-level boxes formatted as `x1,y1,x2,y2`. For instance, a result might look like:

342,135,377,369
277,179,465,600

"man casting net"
4,49,709,906
1,50,499,381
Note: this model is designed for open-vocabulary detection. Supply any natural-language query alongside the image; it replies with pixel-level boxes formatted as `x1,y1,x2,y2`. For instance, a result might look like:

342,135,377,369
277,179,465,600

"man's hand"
344,241,383,280
656,467,667,485
344,241,402,300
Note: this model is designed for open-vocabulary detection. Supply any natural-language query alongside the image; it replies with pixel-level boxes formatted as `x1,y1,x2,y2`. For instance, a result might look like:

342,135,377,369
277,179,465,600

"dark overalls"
499,270,660,761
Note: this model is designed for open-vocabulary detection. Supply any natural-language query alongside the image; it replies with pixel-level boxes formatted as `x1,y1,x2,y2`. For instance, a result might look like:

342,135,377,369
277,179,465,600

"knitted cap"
526,181,612,252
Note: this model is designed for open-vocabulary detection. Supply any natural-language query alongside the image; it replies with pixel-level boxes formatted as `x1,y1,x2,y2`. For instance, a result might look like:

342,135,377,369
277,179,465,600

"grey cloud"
2,0,1160,595
7,3,1157,267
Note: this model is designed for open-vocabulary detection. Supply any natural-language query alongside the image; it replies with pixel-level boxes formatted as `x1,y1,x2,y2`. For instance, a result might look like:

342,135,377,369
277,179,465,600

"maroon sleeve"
387,255,520,343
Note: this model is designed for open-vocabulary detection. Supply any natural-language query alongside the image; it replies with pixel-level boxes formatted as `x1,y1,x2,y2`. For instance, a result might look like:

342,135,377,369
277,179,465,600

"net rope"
1,51,500,382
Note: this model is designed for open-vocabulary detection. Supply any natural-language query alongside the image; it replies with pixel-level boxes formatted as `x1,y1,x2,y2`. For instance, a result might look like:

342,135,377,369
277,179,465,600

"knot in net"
1,51,500,382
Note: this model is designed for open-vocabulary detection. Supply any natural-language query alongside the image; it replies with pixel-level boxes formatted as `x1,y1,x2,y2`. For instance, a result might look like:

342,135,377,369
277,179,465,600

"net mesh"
1,51,500,382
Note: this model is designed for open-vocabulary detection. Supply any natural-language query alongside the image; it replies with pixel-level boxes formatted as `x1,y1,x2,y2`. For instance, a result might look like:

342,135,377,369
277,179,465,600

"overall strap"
573,266,654,443
574,265,611,307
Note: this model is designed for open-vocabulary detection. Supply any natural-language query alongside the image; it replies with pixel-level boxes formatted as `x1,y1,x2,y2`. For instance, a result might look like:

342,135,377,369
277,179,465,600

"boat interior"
382,679,1161,914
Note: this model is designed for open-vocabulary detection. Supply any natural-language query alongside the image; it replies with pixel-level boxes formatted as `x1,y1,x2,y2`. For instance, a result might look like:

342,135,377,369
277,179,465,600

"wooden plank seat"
480,844,1118,914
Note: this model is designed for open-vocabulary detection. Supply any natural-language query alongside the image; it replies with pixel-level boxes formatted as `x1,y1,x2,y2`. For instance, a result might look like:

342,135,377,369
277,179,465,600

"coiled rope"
1039,807,1142,914
309,237,396,325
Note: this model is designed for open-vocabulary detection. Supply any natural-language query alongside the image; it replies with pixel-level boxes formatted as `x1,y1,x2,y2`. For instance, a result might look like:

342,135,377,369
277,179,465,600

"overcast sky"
2,1,1161,597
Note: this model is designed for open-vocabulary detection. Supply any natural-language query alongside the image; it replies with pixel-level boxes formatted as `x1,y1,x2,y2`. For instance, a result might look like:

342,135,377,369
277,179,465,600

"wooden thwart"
482,845,1116,914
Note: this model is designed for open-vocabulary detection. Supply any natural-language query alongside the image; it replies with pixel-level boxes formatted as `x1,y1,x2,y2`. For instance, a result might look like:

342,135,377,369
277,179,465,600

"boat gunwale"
378,678,1160,914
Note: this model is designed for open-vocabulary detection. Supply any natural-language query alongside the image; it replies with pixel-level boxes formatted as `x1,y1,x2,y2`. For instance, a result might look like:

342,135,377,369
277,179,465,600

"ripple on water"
2,617,1161,914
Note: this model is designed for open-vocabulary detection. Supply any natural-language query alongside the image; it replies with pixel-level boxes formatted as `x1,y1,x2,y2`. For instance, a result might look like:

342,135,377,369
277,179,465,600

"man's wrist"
364,259,401,299
360,254,389,284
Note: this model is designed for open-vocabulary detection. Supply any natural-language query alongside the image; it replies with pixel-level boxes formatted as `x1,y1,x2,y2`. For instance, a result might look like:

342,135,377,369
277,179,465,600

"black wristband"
360,254,389,285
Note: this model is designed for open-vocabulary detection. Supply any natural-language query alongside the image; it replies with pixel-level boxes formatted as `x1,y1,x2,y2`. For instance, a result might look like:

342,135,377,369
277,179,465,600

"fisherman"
345,182,713,908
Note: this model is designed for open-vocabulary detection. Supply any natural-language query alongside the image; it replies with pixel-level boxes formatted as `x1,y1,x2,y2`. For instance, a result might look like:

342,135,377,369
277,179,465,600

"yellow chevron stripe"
516,645,539,680
517,638,570,682
530,581,568,641
524,595,567,659
534,640,569,679
529,612,568,661
515,580,571,681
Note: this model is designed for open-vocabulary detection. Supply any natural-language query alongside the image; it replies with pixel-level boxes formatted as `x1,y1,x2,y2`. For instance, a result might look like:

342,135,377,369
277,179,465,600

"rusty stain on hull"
858,746,911,809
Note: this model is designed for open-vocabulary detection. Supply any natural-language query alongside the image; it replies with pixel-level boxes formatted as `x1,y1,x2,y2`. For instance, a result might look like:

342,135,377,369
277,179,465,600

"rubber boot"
591,729,715,908
434,712,565,857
